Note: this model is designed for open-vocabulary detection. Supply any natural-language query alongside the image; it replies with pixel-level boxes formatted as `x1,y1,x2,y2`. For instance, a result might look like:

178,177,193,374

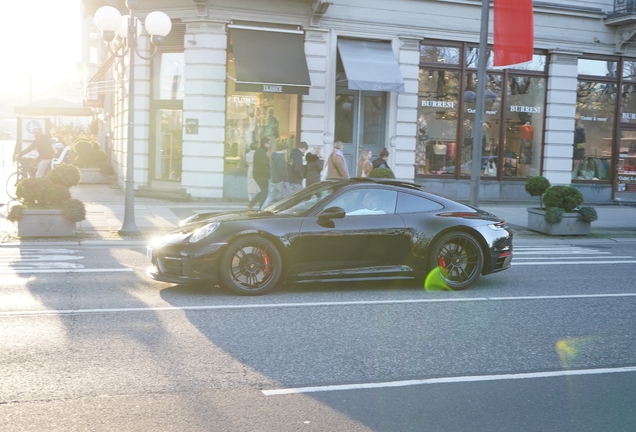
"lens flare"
424,266,450,291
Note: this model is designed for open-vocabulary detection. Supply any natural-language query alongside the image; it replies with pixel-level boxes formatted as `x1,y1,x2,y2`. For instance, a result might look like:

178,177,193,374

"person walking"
372,148,390,169
249,138,270,210
261,141,288,209
16,127,54,178
357,150,373,177
245,142,260,201
305,147,324,186
326,141,349,179
285,141,308,196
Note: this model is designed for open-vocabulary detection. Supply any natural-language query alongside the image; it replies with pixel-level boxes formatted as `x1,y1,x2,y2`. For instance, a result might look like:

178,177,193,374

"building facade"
82,0,636,203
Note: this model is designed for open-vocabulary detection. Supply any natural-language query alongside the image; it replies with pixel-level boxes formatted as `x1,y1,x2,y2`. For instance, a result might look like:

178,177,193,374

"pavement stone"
1,182,634,246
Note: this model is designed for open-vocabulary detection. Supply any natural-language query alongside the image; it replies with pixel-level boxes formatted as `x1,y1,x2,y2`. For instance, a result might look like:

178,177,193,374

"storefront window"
578,59,618,78
416,69,460,174
461,73,502,177
573,81,615,181
465,47,494,69
225,57,299,170
420,44,460,65
503,76,546,178
621,84,636,124
623,61,636,80
155,52,184,100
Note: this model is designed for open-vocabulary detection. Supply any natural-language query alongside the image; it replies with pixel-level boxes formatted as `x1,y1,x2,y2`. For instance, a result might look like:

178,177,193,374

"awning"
14,98,94,117
229,27,311,95
337,39,405,92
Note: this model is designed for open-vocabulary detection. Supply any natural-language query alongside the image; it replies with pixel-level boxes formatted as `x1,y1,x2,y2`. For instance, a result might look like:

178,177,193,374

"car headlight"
189,222,220,243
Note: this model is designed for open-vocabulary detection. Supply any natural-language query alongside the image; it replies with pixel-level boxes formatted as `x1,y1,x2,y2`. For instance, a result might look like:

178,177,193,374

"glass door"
616,127,636,200
153,109,183,182
335,89,386,177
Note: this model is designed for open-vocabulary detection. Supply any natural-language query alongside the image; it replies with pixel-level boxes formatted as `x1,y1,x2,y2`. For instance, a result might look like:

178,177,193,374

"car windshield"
262,182,342,216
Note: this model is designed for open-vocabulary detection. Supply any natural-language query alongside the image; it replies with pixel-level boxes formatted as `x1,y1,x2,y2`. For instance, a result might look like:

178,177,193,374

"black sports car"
147,178,513,295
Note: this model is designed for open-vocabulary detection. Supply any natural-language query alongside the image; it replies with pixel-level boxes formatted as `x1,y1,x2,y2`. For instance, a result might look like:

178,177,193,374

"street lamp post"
94,0,172,236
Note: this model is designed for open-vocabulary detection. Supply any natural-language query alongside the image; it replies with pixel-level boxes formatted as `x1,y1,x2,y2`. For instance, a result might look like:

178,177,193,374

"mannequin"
573,124,586,160
519,121,533,168
261,108,280,147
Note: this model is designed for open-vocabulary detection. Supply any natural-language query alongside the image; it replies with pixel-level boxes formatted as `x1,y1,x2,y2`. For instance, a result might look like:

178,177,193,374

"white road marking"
0,268,133,274
513,251,610,255
513,256,635,260
261,366,636,396
0,255,84,261
1,292,635,317
512,261,636,266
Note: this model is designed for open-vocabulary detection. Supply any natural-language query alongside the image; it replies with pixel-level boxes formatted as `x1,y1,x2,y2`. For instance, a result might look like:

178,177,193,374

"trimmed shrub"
525,175,550,208
368,167,396,179
61,199,86,223
7,205,23,223
579,206,598,223
44,183,72,208
543,185,584,213
47,163,81,188
16,178,51,207
544,207,564,224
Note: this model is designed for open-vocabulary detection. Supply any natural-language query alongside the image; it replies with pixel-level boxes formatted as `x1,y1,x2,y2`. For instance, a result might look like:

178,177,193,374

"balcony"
606,0,636,25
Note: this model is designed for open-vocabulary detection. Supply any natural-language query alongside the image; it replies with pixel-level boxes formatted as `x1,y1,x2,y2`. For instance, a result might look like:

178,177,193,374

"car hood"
176,211,278,231
436,207,503,223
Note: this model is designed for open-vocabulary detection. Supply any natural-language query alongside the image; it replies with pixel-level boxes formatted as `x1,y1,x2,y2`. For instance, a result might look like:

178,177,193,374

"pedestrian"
357,150,373,177
372,148,390,169
15,127,54,178
326,140,349,179
248,138,270,211
285,141,308,195
305,147,324,186
261,141,288,209
245,142,260,201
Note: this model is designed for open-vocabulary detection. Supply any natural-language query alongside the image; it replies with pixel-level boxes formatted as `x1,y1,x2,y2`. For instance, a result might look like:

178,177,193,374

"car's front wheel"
219,235,282,295
428,231,484,290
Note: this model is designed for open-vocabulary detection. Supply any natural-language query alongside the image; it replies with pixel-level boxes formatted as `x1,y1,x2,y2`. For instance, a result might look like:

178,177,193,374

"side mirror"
318,206,346,221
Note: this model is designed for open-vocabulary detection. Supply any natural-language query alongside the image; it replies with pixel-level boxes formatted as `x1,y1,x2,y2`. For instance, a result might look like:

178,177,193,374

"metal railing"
614,0,636,16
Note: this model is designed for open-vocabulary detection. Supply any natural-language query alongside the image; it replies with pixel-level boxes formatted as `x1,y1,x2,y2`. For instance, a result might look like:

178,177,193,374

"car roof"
324,177,425,192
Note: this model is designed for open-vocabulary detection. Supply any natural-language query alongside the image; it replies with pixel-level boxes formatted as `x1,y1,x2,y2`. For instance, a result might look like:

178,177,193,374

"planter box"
527,208,591,236
80,168,109,184
18,209,76,237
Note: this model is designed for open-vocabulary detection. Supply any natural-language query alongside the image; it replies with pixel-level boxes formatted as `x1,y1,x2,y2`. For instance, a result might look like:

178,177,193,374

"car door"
289,188,406,281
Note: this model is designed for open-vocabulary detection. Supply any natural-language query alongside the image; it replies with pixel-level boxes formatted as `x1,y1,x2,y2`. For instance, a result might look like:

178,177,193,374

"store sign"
580,116,609,122
509,105,541,114
421,100,456,108
622,113,636,120
263,85,283,93
185,119,199,135
467,109,498,115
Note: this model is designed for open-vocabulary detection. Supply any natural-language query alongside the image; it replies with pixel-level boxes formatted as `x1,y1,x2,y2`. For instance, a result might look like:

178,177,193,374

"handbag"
433,141,447,155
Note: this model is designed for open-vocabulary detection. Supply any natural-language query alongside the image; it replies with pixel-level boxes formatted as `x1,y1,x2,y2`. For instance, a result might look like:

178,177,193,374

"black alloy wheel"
428,232,484,290
219,235,282,295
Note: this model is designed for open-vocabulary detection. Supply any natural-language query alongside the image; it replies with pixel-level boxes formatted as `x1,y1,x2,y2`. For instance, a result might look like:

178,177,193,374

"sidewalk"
1,182,635,245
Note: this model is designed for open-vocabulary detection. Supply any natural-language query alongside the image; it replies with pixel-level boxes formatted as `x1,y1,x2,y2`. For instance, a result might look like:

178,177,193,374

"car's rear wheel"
219,235,282,295
428,232,484,290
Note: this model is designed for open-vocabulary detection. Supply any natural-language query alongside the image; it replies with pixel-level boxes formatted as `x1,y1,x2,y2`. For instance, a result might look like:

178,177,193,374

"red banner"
494,0,534,67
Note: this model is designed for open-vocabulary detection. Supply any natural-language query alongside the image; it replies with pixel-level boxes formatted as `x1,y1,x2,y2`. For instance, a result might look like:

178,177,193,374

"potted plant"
72,138,113,183
7,164,86,237
368,167,396,179
525,176,598,235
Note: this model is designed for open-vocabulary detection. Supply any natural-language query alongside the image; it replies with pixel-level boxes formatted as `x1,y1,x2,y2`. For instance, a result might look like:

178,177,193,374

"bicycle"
5,157,36,200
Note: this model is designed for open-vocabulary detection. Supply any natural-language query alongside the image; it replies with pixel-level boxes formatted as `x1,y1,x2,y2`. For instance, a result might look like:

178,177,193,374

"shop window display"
225,58,298,170
420,44,460,65
572,81,615,181
461,73,502,177
503,76,546,178
415,69,460,175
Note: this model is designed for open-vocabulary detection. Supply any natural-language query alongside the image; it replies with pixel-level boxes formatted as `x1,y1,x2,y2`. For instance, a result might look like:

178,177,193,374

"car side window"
329,189,397,216
396,192,444,213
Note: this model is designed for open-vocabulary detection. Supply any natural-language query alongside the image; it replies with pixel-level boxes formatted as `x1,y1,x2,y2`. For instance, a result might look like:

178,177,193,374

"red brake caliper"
260,248,271,278
437,255,447,269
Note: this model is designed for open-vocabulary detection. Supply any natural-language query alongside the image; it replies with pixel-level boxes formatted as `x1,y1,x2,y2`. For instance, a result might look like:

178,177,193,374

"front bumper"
146,241,226,284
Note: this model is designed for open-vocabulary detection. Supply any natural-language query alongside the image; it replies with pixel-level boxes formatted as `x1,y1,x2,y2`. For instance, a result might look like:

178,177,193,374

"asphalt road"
1,243,635,431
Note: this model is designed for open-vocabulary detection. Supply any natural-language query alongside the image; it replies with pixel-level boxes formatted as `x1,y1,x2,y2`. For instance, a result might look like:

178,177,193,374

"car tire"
219,235,282,295
427,231,484,290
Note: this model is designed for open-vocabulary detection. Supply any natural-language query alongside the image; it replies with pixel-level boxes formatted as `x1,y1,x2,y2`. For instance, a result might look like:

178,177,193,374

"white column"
181,21,227,199
544,50,580,185
393,36,420,181
302,28,330,156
